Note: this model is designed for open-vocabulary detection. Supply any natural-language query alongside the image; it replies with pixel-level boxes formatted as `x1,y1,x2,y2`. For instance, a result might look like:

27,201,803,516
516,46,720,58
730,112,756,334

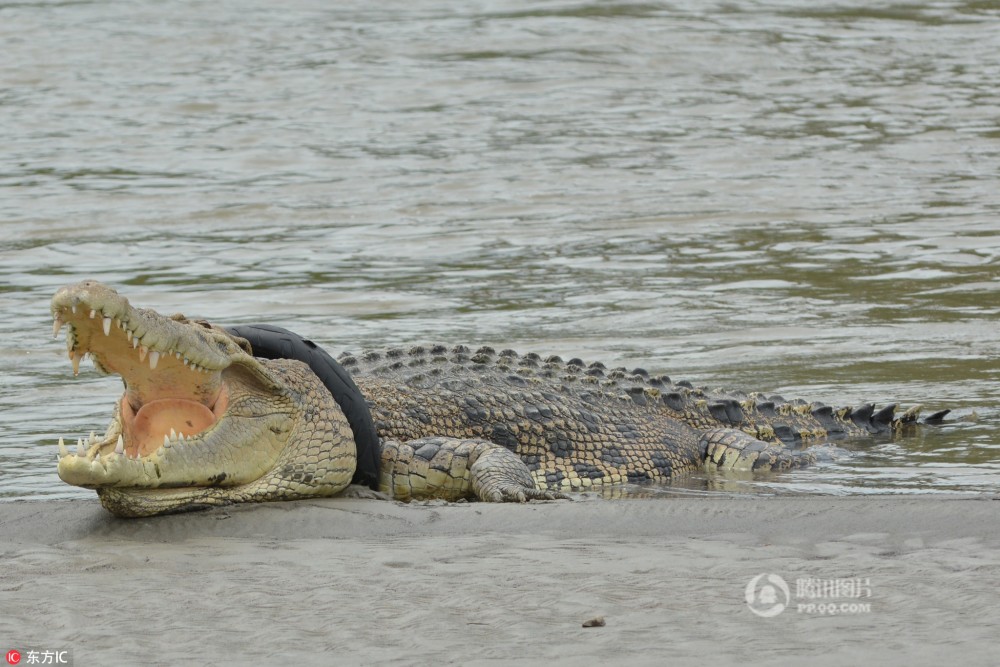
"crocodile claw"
482,484,570,502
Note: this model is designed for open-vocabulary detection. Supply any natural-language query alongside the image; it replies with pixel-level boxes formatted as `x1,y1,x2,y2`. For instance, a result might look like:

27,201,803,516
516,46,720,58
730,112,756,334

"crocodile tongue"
121,390,228,458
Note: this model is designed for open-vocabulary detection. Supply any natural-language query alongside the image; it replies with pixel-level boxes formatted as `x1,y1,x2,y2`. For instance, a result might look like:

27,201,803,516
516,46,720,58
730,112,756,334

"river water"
1,0,998,502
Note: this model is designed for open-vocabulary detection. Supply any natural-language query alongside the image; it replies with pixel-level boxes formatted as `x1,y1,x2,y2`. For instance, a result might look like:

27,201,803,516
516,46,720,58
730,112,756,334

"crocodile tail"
739,398,951,444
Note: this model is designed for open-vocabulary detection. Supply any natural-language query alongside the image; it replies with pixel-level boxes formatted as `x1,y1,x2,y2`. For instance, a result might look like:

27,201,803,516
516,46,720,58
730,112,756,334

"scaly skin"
51,281,938,517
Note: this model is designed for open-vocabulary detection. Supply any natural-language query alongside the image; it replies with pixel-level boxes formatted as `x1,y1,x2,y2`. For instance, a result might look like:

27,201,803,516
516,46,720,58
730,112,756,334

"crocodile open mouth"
51,283,230,462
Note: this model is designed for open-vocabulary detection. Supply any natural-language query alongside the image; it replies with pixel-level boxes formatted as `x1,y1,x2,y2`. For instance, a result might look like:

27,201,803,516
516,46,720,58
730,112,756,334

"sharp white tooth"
139,346,148,361
59,437,68,458
89,431,97,444
115,435,124,454
132,336,139,349
149,350,160,370
71,304,77,314
102,317,112,336
182,358,190,367
164,434,170,448
89,309,96,319
169,428,177,441
175,352,181,360
52,317,64,339
71,351,83,376
77,438,85,456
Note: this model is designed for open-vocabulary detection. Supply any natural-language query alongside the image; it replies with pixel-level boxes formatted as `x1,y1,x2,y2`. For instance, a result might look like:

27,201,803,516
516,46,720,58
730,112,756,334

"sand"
1,494,998,667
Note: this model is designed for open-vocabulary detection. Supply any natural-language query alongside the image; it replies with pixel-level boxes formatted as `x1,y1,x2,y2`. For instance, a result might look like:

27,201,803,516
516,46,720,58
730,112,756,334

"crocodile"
51,281,945,518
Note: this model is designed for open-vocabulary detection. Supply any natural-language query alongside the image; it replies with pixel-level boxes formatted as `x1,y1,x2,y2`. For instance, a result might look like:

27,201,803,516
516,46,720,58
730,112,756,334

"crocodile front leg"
379,436,568,503
700,427,817,472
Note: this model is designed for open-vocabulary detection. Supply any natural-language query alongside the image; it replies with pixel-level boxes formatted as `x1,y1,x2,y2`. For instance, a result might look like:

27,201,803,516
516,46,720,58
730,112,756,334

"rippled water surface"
2,0,998,501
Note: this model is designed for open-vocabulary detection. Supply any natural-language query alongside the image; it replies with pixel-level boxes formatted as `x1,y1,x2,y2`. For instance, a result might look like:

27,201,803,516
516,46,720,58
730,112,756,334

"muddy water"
1,0,998,501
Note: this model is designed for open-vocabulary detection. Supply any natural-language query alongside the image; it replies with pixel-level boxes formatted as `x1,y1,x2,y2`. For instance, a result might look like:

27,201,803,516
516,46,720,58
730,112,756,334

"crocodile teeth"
52,317,64,339
149,350,160,370
132,335,139,349
139,345,148,362
77,438,85,456
71,351,84,376
115,435,124,455
89,309,96,319
59,437,68,458
102,316,112,336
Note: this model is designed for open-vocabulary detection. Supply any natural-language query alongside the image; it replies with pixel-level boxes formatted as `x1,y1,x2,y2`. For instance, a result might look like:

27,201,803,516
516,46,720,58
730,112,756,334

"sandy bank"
2,495,997,666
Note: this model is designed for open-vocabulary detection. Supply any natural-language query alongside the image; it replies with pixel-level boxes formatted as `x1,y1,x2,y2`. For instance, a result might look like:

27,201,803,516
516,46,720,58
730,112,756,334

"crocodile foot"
700,427,816,472
470,447,570,502
380,436,570,503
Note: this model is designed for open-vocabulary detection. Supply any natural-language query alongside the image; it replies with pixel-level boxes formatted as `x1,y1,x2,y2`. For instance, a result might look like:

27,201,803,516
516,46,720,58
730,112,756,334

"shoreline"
2,496,997,666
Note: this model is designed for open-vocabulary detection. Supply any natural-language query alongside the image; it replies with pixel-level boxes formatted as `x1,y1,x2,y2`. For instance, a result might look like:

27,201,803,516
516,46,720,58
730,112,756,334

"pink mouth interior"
120,386,229,457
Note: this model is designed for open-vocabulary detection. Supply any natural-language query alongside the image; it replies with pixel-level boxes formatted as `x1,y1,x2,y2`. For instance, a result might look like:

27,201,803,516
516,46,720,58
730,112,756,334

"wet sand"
2,494,998,666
